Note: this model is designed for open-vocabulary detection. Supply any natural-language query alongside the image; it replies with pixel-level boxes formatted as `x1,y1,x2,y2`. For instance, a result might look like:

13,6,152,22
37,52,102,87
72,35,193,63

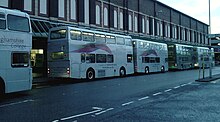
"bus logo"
72,43,112,54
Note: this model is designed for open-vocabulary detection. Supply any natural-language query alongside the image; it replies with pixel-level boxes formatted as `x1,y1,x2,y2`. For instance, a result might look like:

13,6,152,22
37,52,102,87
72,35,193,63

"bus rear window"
7,15,30,32
50,30,67,39
12,52,29,67
51,52,65,60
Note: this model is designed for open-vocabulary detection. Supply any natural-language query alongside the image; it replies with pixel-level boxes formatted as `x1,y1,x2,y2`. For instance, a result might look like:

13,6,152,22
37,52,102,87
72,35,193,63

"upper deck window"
0,13,6,29
50,29,67,39
7,15,30,32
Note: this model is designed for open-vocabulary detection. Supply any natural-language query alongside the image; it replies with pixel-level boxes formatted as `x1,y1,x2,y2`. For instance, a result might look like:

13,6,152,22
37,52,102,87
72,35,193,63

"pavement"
195,74,220,82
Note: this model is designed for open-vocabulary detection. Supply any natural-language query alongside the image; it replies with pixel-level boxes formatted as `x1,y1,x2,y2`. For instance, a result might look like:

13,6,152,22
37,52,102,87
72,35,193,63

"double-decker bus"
47,26,134,80
0,8,32,96
168,44,197,70
196,46,214,68
133,39,168,73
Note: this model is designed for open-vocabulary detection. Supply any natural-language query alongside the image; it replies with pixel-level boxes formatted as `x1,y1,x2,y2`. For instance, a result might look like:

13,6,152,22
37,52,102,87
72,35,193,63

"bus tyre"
86,68,95,80
0,80,5,99
119,67,126,77
145,67,149,74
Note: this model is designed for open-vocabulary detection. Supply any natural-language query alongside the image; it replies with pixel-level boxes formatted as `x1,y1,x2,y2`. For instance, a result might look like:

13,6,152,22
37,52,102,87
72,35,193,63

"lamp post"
208,0,212,78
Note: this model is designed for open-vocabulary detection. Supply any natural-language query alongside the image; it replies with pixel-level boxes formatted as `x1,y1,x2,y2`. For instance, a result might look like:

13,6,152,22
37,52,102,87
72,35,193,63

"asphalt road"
1,67,220,122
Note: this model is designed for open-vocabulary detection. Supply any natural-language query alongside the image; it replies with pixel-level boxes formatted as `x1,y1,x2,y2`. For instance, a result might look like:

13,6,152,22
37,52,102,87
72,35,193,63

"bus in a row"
47,26,169,79
47,26,214,80
168,44,214,70
0,8,32,96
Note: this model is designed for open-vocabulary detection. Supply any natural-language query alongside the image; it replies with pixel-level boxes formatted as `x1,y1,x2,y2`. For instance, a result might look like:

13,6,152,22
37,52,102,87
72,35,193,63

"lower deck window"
12,52,29,67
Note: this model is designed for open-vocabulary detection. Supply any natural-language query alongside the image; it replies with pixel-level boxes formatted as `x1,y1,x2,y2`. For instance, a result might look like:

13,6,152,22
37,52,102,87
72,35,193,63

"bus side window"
0,13,6,29
82,32,94,42
96,54,106,63
107,54,114,63
70,30,81,40
125,38,132,46
81,54,85,63
86,54,95,63
95,34,106,43
116,37,125,45
106,35,116,44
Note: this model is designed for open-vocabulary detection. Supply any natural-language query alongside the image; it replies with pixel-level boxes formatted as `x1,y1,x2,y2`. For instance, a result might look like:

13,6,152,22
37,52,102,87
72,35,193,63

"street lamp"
208,0,212,78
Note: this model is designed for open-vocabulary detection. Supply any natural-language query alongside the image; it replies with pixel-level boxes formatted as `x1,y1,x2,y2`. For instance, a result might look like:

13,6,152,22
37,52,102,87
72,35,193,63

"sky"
158,0,220,34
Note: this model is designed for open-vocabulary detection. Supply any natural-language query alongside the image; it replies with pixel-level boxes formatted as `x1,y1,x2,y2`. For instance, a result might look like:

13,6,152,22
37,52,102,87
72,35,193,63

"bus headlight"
194,63,199,67
47,68,50,74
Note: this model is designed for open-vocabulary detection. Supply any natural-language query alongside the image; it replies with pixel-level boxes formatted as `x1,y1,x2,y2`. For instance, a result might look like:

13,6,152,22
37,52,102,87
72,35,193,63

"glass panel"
7,15,30,32
51,52,65,60
95,34,105,43
106,54,114,63
117,37,125,45
70,30,81,40
50,29,66,39
86,54,95,63
12,52,29,67
106,35,116,44
96,54,106,63
82,32,94,42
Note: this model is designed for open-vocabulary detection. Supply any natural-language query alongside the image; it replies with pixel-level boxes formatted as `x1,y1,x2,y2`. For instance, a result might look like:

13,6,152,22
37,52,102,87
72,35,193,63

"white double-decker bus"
48,26,134,80
133,39,168,73
0,8,32,95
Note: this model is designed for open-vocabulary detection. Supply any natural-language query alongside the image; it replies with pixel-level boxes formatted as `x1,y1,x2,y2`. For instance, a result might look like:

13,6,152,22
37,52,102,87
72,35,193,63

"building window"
172,25,177,39
167,24,170,38
84,0,89,24
119,9,123,29
39,0,48,15
134,14,138,32
24,0,32,12
149,17,154,36
160,21,163,37
70,0,77,21
96,4,101,25
198,33,201,43
114,9,118,28
0,0,8,7
58,0,65,19
191,30,194,42
146,17,150,34
142,16,145,33
128,12,133,31
103,6,108,27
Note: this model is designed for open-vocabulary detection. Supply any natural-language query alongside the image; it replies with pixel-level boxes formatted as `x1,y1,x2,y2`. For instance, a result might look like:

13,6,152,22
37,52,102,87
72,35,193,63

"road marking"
164,89,172,92
138,96,149,101
94,108,114,116
187,82,193,85
181,84,187,87
57,107,103,121
122,101,134,106
174,86,180,89
0,99,34,108
153,92,162,96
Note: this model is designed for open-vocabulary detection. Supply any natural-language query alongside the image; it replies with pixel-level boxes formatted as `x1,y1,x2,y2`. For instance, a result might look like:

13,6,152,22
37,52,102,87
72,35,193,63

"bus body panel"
48,26,134,79
133,39,168,73
0,8,32,93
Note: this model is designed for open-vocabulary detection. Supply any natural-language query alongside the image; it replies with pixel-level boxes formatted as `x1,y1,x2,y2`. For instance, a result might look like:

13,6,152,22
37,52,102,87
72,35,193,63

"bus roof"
0,7,29,18
133,39,167,46
49,26,132,39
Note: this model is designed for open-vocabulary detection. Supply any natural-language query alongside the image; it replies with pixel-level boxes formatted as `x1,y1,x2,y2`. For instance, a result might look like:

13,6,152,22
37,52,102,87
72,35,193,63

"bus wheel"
145,67,149,74
0,80,5,99
161,66,165,73
86,68,95,80
119,67,126,77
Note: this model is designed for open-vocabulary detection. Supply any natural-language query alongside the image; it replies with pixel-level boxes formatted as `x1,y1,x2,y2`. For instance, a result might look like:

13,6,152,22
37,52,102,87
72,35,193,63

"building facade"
0,0,209,77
